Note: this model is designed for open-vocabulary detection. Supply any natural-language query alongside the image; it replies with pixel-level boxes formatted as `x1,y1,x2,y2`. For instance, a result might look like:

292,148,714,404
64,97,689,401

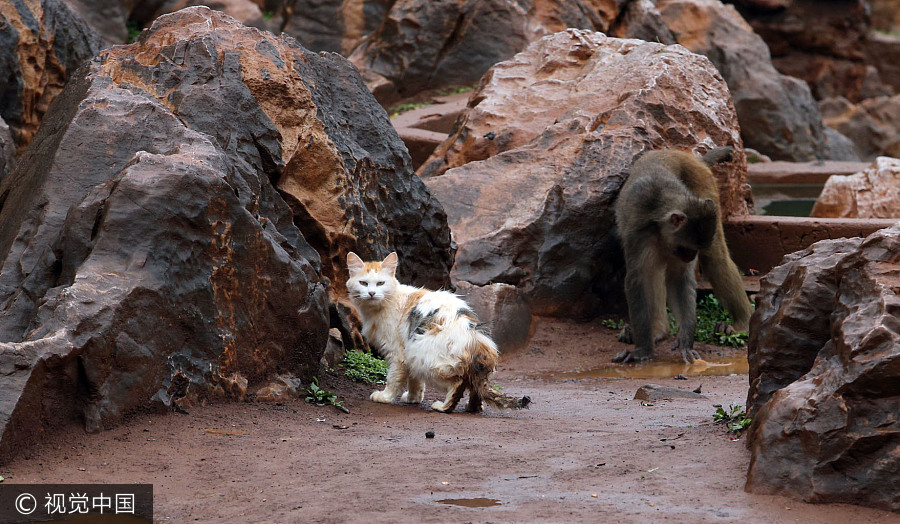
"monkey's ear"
381,252,399,275
668,211,687,229
347,252,365,274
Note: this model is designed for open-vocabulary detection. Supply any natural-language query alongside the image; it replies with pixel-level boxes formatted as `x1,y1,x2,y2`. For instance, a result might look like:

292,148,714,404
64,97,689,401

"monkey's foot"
617,324,633,344
370,390,394,403
612,349,652,363
714,321,736,335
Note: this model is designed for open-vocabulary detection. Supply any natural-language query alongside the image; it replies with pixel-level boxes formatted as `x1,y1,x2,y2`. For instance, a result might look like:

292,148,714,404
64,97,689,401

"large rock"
424,30,748,317
350,0,619,104
810,157,900,219
819,95,900,161
746,224,900,511
745,236,863,417
0,0,104,153
730,0,896,102
0,7,451,460
654,0,852,161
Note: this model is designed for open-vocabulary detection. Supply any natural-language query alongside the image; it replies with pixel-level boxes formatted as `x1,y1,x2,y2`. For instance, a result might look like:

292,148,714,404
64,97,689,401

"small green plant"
389,102,431,118
343,350,388,385
126,20,141,43
601,317,625,330
713,403,752,435
262,10,276,21
305,377,347,412
695,295,749,347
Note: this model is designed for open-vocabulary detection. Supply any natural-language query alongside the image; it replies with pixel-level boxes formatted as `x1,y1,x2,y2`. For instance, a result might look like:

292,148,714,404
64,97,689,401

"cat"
345,251,531,413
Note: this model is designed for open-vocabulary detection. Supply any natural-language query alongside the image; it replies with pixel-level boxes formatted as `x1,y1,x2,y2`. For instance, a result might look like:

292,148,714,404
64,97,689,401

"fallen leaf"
441,481,450,486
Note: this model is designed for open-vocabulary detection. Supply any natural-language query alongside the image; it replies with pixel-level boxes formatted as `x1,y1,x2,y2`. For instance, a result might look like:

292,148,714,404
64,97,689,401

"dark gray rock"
746,224,900,512
0,0,104,152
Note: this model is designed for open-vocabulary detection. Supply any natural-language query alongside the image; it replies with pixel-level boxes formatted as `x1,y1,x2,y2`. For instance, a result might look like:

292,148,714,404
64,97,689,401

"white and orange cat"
346,252,530,413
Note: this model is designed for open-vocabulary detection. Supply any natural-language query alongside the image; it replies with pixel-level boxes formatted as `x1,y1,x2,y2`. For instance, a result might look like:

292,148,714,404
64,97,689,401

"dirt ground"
2,318,897,523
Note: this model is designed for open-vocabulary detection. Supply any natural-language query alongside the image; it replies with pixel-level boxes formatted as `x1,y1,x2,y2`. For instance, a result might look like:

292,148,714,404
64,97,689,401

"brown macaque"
612,146,752,364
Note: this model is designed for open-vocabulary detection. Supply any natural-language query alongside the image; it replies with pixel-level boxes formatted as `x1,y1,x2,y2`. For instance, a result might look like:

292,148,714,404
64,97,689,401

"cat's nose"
368,291,376,297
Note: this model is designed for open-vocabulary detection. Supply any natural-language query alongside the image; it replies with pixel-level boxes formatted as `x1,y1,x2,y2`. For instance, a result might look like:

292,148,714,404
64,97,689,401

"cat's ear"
347,252,365,275
381,252,399,275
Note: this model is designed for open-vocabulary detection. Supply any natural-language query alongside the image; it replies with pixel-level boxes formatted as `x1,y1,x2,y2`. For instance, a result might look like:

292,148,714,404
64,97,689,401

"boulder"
745,236,863,417
0,0,104,153
730,0,897,102
0,117,13,185
0,7,451,460
424,30,748,317
655,0,853,161
274,0,397,55
454,281,533,353
819,95,900,161
746,224,900,512
811,157,900,219
350,0,619,104
155,0,275,33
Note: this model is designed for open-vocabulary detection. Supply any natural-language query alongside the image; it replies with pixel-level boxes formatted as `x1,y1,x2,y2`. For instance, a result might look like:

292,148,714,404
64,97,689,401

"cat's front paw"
401,391,424,404
370,390,394,403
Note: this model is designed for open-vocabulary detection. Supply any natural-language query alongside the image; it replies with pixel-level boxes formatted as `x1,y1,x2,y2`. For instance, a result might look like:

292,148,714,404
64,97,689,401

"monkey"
612,146,752,364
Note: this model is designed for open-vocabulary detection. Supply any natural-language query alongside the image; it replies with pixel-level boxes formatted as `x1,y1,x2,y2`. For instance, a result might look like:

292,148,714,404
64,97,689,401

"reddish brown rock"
655,0,853,161
811,157,900,219
350,0,619,104
870,0,900,34
820,95,900,161
746,224,900,512
0,0,103,153
0,7,451,460
424,30,747,317
732,0,898,102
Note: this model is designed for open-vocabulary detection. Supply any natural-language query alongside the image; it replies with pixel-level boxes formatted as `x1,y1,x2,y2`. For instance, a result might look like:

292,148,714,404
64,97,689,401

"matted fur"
346,252,530,413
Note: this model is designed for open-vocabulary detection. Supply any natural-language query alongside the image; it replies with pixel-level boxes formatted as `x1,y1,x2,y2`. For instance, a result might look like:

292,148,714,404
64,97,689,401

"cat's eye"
359,281,368,286
376,281,385,286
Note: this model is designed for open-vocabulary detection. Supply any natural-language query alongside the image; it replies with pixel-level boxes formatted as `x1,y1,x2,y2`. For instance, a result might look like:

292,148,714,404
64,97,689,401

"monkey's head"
665,197,718,263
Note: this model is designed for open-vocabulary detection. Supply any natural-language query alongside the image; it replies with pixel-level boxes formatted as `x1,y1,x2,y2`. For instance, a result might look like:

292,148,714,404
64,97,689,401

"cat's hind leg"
431,380,465,413
370,358,408,404
400,377,425,404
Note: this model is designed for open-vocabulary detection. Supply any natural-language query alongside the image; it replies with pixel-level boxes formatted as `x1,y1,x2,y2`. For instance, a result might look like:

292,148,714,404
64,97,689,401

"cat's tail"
466,332,531,410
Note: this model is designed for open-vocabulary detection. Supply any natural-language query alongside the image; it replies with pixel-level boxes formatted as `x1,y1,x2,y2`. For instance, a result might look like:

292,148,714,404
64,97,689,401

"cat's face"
346,252,399,304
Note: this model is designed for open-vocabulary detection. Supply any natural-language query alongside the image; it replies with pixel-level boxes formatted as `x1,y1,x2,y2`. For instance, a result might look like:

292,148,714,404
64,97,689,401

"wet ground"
2,318,897,523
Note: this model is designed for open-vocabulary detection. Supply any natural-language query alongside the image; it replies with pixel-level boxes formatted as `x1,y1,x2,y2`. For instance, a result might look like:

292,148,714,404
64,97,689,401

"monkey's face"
668,198,717,262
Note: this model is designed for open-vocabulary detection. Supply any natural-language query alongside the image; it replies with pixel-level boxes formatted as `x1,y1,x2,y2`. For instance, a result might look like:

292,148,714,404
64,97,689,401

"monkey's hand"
612,349,652,363
672,336,700,364
714,321,736,336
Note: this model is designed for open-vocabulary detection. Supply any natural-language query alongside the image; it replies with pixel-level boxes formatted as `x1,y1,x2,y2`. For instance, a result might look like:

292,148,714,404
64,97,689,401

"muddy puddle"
437,498,502,508
536,355,748,380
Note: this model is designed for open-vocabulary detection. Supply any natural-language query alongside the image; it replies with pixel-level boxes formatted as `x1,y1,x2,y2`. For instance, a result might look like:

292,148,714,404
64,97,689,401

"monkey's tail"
465,332,531,410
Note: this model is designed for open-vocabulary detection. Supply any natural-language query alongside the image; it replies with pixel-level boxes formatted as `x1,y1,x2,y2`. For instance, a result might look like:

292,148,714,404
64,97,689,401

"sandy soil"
2,318,897,523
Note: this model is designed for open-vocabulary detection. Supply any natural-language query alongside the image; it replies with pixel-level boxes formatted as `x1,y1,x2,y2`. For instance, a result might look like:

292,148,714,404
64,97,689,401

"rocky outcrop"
424,30,748,317
654,0,855,162
746,224,900,512
811,157,900,219
0,0,104,153
0,7,452,460
350,0,619,104
819,95,900,161
730,0,897,102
